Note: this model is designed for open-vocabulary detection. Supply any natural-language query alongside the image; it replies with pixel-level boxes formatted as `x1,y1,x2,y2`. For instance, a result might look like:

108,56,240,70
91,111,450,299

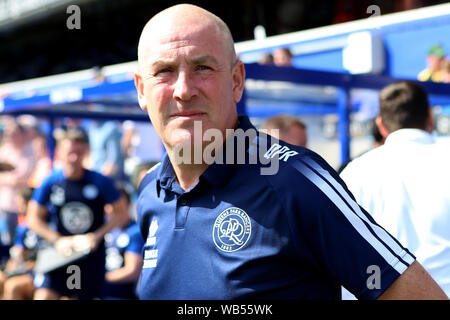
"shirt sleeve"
125,224,145,255
275,151,416,300
31,173,55,206
97,174,121,204
14,225,26,248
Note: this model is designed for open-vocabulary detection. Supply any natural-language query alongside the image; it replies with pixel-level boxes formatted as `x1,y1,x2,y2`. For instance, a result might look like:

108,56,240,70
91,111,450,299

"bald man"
134,4,447,300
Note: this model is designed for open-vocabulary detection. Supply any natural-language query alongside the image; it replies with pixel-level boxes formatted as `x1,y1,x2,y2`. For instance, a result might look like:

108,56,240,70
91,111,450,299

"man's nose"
173,71,197,101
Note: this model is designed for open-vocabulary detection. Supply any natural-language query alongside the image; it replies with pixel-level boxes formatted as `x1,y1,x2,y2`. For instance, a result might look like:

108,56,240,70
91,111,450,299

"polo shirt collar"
157,152,179,193
156,115,256,192
385,128,435,146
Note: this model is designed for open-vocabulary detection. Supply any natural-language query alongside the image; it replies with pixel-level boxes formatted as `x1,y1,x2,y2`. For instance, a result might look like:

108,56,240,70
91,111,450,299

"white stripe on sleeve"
292,159,414,274
303,157,415,266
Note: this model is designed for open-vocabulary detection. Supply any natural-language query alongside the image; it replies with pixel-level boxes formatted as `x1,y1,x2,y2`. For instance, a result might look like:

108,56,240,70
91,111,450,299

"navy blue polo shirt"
104,221,144,299
32,168,121,299
136,116,415,300
15,224,40,251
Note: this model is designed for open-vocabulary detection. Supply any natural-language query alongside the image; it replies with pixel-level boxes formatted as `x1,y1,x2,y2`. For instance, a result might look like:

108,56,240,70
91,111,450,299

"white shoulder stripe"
147,162,161,174
292,158,414,274
302,158,415,267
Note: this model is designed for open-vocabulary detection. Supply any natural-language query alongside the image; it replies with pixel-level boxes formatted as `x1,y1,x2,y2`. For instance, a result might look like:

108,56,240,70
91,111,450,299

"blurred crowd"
258,47,294,67
0,115,161,299
0,35,449,301
259,44,450,85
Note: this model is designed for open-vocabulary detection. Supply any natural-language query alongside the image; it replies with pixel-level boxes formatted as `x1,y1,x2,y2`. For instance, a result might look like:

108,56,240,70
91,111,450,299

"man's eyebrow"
189,55,219,66
149,55,220,70
150,59,175,69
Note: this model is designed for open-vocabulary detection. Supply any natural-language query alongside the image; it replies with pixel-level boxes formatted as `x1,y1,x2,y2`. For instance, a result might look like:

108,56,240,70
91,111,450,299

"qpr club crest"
213,207,251,252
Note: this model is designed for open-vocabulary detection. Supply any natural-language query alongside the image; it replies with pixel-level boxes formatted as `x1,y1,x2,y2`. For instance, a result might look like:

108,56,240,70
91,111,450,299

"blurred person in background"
442,59,450,83
0,186,40,300
27,132,53,189
88,120,126,182
27,127,128,300
0,119,37,265
418,44,447,82
17,115,40,143
103,185,144,300
121,120,164,179
130,162,159,193
261,114,308,147
337,119,385,174
341,81,450,297
258,53,274,65
273,47,293,67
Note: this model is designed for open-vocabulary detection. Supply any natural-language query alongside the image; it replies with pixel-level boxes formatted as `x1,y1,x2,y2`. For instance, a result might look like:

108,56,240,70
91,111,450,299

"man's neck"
167,117,240,191
170,161,209,191
64,165,85,180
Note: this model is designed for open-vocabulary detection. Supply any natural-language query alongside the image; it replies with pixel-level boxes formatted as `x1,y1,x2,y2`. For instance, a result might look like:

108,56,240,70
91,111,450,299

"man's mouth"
170,111,206,120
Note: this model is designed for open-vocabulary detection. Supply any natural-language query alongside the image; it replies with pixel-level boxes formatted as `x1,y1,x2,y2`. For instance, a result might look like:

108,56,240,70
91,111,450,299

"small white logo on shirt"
143,219,159,269
23,230,39,249
50,186,65,206
82,184,99,199
116,233,130,248
213,207,251,252
264,143,299,162
106,247,124,271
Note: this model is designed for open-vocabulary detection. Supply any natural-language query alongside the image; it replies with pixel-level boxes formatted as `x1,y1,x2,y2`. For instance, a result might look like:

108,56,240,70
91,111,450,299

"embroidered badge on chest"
213,207,251,252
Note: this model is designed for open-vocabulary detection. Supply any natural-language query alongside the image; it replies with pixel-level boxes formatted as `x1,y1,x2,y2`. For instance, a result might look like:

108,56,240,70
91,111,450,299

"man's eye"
196,65,212,71
155,68,172,75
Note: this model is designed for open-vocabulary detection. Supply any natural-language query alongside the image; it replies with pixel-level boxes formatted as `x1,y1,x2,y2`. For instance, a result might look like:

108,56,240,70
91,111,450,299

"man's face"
270,124,307,148
135,22,244,151
283,124,307,148
427,55,444,71
57,139,88,168
273,50,292,67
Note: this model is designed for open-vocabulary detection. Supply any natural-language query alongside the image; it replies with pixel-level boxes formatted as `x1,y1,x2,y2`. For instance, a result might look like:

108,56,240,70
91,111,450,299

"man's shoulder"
435,136,450,150
417,68,431,81
138,162,162,194
84,169,115,185
341,146,386,178
254,136,338,192
126,222,142,238
39,168,64,186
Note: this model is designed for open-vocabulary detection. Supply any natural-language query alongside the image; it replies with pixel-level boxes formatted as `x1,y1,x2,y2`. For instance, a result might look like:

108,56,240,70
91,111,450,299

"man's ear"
375,116,390,139
426,106,434,133
134,72,147,111
232,60,245,104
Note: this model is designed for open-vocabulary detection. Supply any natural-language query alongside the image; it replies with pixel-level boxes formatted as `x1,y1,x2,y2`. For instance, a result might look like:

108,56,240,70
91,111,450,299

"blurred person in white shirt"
341,81,450,297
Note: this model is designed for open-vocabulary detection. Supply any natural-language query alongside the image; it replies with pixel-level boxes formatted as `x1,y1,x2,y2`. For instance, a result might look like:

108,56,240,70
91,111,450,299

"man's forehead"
139,10,235,70
149,21,221,46
146,29,226,61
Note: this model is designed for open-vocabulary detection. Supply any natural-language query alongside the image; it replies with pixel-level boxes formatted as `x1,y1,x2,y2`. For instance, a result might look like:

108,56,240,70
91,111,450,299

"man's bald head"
137,4,236,71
